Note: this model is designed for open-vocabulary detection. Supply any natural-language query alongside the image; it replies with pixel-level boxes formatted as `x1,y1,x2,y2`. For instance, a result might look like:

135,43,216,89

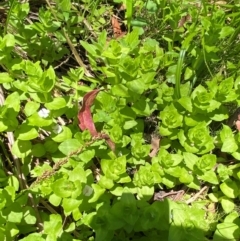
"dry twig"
186,186,208,205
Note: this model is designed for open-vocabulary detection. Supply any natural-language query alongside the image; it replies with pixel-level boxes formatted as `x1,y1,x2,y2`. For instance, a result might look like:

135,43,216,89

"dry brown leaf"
78,89,115,152
111,15,126,39
78,89,100,136
236,119,240,131
149,135,160,158
119,4,126,11
178,14,192,28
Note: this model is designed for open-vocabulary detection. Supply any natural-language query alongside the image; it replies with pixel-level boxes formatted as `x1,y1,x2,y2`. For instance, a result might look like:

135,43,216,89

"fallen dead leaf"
236,119,240,131
78,89,115,152
78,89,100,136
111,15,126,39
149,135,160,158
178,14,192,28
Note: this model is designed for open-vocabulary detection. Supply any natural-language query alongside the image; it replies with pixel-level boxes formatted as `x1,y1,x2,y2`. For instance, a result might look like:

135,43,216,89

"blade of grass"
4,0,16,35
175,49,186,99
202,29,213,78
126,0,133,32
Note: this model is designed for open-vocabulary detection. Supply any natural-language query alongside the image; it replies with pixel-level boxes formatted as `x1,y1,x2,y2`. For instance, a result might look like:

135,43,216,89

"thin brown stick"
54,55,71,70
186,186,208,205
154,190,183,201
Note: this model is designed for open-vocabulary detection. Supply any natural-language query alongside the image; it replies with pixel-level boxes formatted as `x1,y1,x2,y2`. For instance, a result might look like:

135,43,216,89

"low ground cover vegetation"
1,0,240,240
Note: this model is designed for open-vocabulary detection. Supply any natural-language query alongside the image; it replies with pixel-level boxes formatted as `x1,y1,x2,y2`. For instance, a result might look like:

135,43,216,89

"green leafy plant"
1,0,240,240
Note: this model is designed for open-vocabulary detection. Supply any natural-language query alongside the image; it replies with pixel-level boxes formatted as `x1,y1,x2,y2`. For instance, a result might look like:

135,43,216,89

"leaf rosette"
101,156,126,181
178,122,214,154
133,164,155,187
196,154,216,171
160,104,183,128
192,85,220,111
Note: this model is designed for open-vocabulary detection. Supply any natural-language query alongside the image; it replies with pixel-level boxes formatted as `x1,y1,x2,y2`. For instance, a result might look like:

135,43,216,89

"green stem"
175,49,186,99
4,0,16,35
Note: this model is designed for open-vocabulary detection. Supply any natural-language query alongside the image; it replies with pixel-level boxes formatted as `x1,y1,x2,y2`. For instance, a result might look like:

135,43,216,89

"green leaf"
51,178,75,198
28,113,53,127
123,120,138,130
57,0,71,12
98,176,115,189
192,85,217,111
146,0,157,12
78,149,95,164
49,194,62,207
224,212,240,223
213,223,240,241
5,92,20,112
72,208,82,221
43,214,62,237
179,169,193,184
62,198,82,214
219,26,235,39
199,170,218,185
131,19,148,27
136,186,154,201
58,139,82,156
24,102,40,117
3,202,23,223
109,124,123,143
209,106,229,121
168,224,184,241
69,164,86,183
111,84,130,97
178,96,192,112
220,180,239,198
166,65,177,84
88,184,105,203
8,175,19,191
51,126,72,142
64,222,75,233
19,233,44,241
183,152,199,170
12,140,32,158
126,79,145,95
5,222,19,238
217,164,230,182
0,119,8,132
132,98,156,116
97,92,116,113
45,97,66,110
2,33,15,48
184,67,193,80
0,73,13,83
220,125,238,153
23,207,37,225
44,140,58,153
80,41,97,56
41,66,56,92
15,123,38,140
31,143,46,157
216,77,236,102
111,191,138,227
221,196,235,213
